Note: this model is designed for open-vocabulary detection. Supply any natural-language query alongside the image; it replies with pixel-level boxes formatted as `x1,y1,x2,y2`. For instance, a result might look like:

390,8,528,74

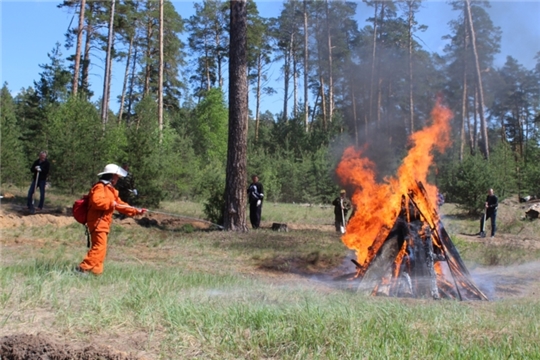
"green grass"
2,196,540,358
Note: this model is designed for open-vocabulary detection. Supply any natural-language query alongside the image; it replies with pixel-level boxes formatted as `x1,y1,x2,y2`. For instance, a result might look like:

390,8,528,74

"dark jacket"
30,159,50,181
486,194,498,214
247,182,264,205
333,196,352,216
115,172,135,203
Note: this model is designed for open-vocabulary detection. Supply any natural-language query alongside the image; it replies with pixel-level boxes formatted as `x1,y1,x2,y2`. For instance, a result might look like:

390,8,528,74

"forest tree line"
1,0,539,218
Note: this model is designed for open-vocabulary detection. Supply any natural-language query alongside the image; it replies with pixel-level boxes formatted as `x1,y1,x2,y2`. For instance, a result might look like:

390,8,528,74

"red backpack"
73,183,101,248
72,194,90,224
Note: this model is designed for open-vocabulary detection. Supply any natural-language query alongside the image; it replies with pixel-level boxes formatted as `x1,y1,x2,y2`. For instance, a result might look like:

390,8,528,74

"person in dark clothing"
480,188,498,238
247,175,264,229
115,163,136,205
26,151,50,213
332,189,352,232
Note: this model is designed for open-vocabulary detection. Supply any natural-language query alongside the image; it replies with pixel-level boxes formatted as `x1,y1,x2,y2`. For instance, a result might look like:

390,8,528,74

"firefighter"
76,164,146,275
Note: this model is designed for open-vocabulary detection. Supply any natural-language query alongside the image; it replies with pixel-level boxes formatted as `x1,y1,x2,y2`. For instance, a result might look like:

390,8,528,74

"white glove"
257,200,261,207
130,189,138,196
35,166,41,172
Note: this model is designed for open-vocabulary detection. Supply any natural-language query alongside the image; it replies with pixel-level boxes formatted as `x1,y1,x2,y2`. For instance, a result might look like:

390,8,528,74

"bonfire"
337,100,487,301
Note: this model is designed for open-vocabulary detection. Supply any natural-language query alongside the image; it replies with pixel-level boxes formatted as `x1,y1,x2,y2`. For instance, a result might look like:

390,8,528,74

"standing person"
76,164,146,276
479,188,498,238
115,163,136,205
26,151,50,213
247,175,264,229
333,189,352,232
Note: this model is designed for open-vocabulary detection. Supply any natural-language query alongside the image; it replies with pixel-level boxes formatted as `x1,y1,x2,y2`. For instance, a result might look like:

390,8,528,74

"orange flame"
336,100,453,266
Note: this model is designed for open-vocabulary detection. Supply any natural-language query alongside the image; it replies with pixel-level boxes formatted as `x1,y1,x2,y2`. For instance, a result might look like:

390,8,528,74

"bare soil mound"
0,334,140,360
0,205,214,231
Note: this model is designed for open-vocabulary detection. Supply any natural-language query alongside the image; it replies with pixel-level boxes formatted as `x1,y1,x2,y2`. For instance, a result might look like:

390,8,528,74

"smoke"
470,260,540,300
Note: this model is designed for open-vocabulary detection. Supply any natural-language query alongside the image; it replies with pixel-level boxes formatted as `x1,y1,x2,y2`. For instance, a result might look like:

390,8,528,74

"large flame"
336,100,453,266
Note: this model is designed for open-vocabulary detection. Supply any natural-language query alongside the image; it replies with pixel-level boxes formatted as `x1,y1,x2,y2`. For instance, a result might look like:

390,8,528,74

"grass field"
1,186,540,359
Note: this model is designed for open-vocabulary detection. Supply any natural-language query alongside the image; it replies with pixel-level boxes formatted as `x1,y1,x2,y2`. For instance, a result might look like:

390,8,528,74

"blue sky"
1,0,539,116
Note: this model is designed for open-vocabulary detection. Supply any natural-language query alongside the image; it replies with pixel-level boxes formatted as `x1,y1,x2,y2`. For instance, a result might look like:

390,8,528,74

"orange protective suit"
79,181,140,275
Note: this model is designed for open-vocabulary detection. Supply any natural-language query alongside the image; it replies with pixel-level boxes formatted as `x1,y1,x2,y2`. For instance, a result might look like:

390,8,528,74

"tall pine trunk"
72,0,86,96
255,53,262,141
303,0,309,132
325,0,334,122
119,33,134,123
158,0,164,143
465,0,489,159
460,11,470,161
81,1,94,98
224,0,248,232
101,0,115,125
368,2,379,126
406,1,414,134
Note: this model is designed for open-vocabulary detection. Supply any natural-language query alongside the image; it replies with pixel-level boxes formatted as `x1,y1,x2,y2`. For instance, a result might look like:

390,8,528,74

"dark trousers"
250,202,262,229
334,213,345,232
480,211,497,236
27,179,46,209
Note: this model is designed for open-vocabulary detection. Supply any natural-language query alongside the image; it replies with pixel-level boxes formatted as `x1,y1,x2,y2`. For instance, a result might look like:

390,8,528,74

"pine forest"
1,0,539,223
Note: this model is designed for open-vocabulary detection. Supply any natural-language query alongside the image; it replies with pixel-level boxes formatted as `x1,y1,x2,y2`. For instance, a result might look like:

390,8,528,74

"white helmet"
97,164,128,178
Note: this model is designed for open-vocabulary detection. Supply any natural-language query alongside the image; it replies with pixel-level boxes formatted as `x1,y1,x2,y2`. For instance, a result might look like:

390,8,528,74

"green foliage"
0,85,27,185
438,142,519,214
46,96,105,193
125,97,164,208
189,88,228,163
157,126,199,200
202,167,225,225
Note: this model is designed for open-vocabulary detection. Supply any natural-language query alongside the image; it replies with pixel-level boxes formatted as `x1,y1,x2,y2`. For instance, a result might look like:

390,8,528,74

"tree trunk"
205,37,211,91
81,1,93,98
127,45,138,122
320,76,327,130
325,0,334,122
293,52,298,119
473,88,478,154
101,0,116,125
119,33,134,123
72,0,86,96
144,16,153,96
224,0,248,232
303,0,309,132
406,1,414,134
311,85,320,126
352,86,358,146
158,0,164,143
369,1,379,124
283,37,291,122
255,53,262,142
460,12,470,161
460,70,468,161
465,0,489,159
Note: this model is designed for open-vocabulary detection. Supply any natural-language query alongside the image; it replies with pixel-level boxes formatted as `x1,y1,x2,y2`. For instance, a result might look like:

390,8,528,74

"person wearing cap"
76,164,146,275
332,189,352,232
26,151,50,212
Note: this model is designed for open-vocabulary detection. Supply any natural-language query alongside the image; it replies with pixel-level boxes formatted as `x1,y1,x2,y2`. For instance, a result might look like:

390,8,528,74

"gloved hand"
132,189,138,196
35,166,41,172
139,208,147,215
257,200,262,207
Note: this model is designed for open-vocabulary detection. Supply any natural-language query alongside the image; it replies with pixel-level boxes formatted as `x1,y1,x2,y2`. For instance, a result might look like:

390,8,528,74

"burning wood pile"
353,181,487,300
336,100,487,301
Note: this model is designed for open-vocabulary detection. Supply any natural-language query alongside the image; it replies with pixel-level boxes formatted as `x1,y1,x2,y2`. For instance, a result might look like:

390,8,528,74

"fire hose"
115,204,224,230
